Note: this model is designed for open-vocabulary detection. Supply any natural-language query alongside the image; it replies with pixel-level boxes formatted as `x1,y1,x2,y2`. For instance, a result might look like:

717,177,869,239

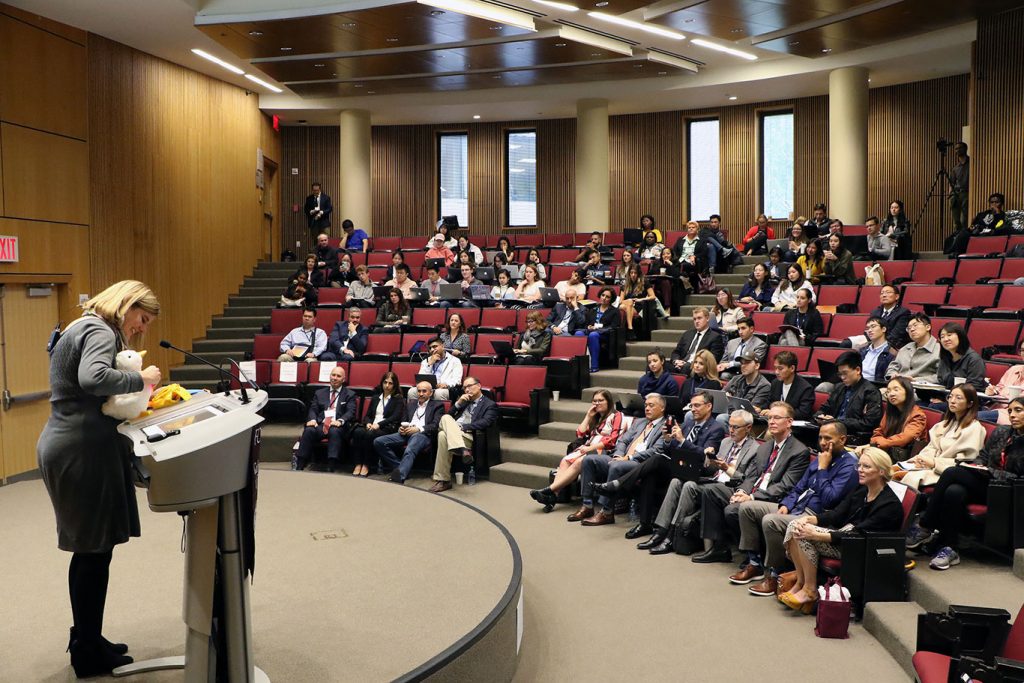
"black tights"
69,551,113,643
919,467,988,549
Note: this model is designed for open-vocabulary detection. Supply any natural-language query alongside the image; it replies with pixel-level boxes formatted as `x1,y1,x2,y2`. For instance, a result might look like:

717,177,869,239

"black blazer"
307,386,357,425
448,395,499,431
782,306,825,346
405,399,445,436
678,377,721,406
304,192,333,229
814,378,883,439
869,305,912,349
588,306,620,330
768,375,816,421
817,484,904,544
547,303,588,335
359,394,405,434
327,321,369,358
671,328,725,364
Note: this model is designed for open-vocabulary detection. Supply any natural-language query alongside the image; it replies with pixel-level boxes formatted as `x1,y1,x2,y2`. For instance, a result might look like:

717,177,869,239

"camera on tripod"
936,137,954,152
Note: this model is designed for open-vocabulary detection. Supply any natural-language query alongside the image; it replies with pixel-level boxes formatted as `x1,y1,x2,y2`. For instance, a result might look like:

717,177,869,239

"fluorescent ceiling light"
245,74,283,93
531,0,579,11
417,0,537,31
689,38,757,60
557,25,633,56
587,12,685,40
646,50,699,73
191,48,244,75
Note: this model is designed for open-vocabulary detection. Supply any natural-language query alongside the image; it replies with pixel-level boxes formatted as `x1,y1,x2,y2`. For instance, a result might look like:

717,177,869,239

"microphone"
159,340,250,405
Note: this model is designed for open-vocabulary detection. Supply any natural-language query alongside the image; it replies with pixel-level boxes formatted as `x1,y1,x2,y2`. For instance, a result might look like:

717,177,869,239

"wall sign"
0,236,19,263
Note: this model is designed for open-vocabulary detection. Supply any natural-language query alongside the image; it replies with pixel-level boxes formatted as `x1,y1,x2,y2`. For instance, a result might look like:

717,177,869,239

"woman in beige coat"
901,384,986,489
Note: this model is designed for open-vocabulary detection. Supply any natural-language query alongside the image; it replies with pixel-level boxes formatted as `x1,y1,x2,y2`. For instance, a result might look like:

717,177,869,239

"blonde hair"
73,280,160,347
859,447,893,481
693,348,720,382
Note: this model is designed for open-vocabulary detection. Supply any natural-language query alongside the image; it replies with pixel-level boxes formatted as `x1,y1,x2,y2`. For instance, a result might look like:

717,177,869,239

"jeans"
373,431,432,481
587,329,611,372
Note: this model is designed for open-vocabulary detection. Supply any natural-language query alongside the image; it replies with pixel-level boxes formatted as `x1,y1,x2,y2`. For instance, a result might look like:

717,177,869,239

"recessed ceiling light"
313,63,325,67
191,48,245,75
416,0,537,31
590,52,602,57
386,37,399,42
728,95,737,100
342,22,356,27
248,30,263,37
354,83,364,87
789,41,800,46
690,38,757,60
821,47,832,53
555,42,566,47
280,46,292,51
473,114,481,119
368,91,376,94
730,28,743,33
588,12,685,40
683,18,694,23
244,74,283,93
657,71,667,75
430,9,445,15
595,1,608,5
492,74,502,78
634,63,643,68
490,25,503,29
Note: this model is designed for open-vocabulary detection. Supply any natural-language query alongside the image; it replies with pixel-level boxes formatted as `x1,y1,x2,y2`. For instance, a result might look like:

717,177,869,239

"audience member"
671,307,725,376
828,219,845,237
982,339,1024,424
304,183,332,234
376,289,411,329
581,250,609,285
784,222,807,261
781,289,824,346
646,249,681,315
420,264,447,304
718,317,767,379
702,214,738,266
278,308,327,362
342,267,374,309
490,269,517,304
280,274,311,308
771,263,815,311
862,216,892,261
513,312,552,364
348,372,404,477
572,393,669,526
935,322,986,394
638,231,665,261
554,268,587,302
455,235,483,265
293,253,326,290
822,233,855,284
733,420,858,592
455,263,482,305
292,365,356,472
642,410,760,555
617,249,641,283
949,144,970,232
796,239,825,284
766,350,815,421
411,338,463,401
907,396,1024,571
425,233,456,266
638,351,679,399
429,376,499,492
882,199,913,260
322,308,368,361
737,263,775,313
524,248,548,281
619,266,658,340
868,285,912,350
899,384,985,489
813,351,883,445
493,235,516,262
374,381,444,484
692,402,810,563
866,376,926,459
723,352,772,413
779,447,901,611
804,203,830,239
764,247,785,285
710,288,745,335
514,264,545,306
675,221,711,286
341,219,369,253
885,312,940,383
639,214,663,244
741,214,774,255
384,263,417,299
427,223,457,249
330,251,355,286
440,312,471,359
585,287,620,374
384,251,405,281
678,349,722,406
547,290,587,336
530,390,623,507
576,232,610,262
858,317,894,383
315,233,339,271
969,192,1008,236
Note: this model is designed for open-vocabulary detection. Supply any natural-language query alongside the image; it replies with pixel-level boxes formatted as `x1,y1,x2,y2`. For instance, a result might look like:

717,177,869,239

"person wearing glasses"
813,351,883,446
429,377,498,493
969,192,1008,236
885,312,940,384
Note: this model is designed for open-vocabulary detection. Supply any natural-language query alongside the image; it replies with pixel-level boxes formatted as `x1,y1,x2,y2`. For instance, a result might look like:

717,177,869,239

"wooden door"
0,284,59,481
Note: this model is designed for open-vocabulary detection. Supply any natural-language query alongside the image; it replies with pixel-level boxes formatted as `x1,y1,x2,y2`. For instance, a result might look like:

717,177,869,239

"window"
438,132,469,227
506,129,537,226
760,111,794,220
687,118,720,220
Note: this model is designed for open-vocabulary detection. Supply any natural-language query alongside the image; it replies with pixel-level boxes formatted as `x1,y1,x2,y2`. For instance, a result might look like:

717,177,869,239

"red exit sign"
0,235,18,262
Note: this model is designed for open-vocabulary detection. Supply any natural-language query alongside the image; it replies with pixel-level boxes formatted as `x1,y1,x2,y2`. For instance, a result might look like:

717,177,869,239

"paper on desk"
279,362,298,382
318,361,337,382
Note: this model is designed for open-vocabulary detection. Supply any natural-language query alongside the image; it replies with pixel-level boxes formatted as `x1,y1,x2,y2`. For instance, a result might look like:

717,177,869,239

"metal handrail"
2,389,51,410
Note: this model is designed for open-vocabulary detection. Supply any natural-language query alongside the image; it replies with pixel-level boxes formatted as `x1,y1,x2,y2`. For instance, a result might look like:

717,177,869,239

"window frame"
758,108,795,221
436,130,469,226
685,116,721,221
504,128,538,228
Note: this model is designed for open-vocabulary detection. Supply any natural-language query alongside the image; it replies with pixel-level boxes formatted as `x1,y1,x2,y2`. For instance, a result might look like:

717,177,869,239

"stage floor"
0,469,521,682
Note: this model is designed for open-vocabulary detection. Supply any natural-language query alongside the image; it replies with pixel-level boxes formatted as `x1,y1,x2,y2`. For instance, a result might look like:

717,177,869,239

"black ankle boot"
70,639,133,678
68,626,129,655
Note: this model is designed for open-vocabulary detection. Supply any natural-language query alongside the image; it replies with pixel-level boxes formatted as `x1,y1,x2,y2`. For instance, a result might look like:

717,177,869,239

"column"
339,109,372,233
575,98,609,232
828,67,869,224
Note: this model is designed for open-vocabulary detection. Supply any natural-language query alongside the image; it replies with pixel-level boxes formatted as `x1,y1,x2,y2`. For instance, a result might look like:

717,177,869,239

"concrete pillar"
575,98,609,231
339,109,372,233
828,67,869,224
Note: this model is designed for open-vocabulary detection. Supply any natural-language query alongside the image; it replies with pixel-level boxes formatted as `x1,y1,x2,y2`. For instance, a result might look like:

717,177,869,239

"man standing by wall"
304,182,333,235
949,142,969,232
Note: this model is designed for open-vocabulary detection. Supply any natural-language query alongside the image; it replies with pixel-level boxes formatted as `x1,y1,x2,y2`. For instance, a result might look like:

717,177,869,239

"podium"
114,389,270,682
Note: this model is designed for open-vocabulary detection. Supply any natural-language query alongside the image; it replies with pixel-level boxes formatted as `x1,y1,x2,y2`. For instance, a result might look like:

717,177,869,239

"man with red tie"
293,365,357,472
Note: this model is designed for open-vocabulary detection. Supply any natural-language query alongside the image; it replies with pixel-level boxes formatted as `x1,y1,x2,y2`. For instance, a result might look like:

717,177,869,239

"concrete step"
1015,549,1024,581
538,421,581,442
222,306,275,318
585,369,640,391
550,399,593,423
652,328,684,344
192,339,254,353
582,386,640,405
712,274,748,286
684,295,717,306
907,555,1023,615
237,285,283,296
204,327,262,341
181,351,246,366
489,462,552,490
168,365,225,382
863,602,924,680
257,261,301,273
500,435,567,469
662,317,695,331
243,274,292,287
625,340,671,356
228,295,281,308
212,316,269,329
620,356,649,372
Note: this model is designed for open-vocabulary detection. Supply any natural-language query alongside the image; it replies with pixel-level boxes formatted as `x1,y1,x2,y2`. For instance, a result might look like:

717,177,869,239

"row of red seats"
964,235,1024,254
820,283,1024,316
851,256,1024,285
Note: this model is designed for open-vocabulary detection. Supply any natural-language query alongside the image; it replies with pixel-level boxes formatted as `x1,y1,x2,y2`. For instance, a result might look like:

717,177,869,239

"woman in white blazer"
900,384,986,489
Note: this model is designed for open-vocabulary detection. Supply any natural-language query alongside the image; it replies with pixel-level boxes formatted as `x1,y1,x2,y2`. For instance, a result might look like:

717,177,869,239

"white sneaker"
929,546,960,570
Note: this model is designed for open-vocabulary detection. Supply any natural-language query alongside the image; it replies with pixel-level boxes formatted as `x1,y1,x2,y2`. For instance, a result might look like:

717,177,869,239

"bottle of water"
290,442,300,471
467,466,477,486
628,499,638,522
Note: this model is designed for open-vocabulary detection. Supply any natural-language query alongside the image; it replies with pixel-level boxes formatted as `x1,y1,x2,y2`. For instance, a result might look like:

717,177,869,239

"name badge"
594,323,603,329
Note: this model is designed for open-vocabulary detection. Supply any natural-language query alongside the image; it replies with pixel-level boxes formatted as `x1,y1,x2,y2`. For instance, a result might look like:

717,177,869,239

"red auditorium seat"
404,252,426,269
270,308,303,334
910,261,956,284
968,319,1022,353
498,365,550,431
816,285,859,309
953,258,1002,284
409,307,446,331
268,360,308,403
1001,258,1024,282
231,360,270,388
399,236,423,250
982,285,1024,318
252,334,284,360
964,235,1009,255
548,264,578,284
318,309,342,332
586,284,620,300
371,236,401,252
853,260,914,284
517,234,544,246
806,348,849,381
901,284,949,312
305,361,350,394
360,334,401,360
549,249,580,264
752,311,786,336
317,288,347,307
458,308,482,328
471,333,515,359
913,603,1024,683
477,309,517,332
468,364,507,400
813,391,830,412
359,309,377,327
986,361,1011,384
817,314,868,345
400,332,435,355
348,362,390,394
937,284,998,316
544,233,573,247
367,251,395,267
855,285,884,313
390,361,421,390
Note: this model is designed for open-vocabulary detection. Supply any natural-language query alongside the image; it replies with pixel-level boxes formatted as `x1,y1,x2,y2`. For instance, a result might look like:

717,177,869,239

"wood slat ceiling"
258,36,626,82
649,0,867,39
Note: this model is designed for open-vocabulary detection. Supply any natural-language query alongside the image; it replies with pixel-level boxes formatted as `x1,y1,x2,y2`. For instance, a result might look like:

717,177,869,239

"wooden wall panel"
867,75,968,252
1,123,89,224
973,8,1024,224
88,35,279,373
281,125,340,255
0,218,90,322
536,117,576,232
0,13,88,140
609,112,682,233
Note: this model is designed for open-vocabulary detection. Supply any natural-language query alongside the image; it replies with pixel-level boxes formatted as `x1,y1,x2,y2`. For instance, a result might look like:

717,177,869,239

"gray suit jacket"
737,435,810,502
611,416,668,462
721,336,768,368
710,436,761,485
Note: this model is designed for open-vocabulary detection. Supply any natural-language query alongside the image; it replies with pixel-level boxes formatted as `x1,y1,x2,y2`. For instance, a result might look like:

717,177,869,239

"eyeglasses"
728,424,747,431
463,381,480,390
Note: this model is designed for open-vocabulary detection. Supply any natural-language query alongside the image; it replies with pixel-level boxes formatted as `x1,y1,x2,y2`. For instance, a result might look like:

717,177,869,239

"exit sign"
0,235,18,262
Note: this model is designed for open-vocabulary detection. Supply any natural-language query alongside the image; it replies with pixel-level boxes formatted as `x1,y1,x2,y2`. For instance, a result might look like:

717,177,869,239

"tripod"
914,145,951,241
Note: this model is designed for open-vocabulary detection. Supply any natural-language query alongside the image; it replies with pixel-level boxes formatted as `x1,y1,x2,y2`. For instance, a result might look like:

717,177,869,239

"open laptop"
438,283,464,301
414,373,438,388
372,285,392,299
817,359,840,384
424,257,448,272
728,395,757,413
408,287,430,302
539,287,561,304
469,284,491,301
766,238,789,253
703,390,732,415
475,266,495,282
662,441,707,482
623,228,643,246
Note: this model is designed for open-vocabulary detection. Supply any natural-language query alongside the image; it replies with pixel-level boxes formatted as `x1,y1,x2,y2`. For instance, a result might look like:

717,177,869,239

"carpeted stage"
0,470,522,682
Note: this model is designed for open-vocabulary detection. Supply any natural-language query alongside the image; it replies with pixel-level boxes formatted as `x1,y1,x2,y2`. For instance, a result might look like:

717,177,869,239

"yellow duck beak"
138,350,147,357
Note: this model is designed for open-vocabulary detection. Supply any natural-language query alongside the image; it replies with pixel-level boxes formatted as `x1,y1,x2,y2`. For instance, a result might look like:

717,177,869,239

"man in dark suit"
322,308,368,361
692,401,809,563
547,290,588,336
670,307,725,376
429,376,499,492
314,233,339,271
765,350,815,421
293,365,357,472
868,284,912,349
374,381,445,484
593,390,726,538
304,183,332,233
814,350,883,445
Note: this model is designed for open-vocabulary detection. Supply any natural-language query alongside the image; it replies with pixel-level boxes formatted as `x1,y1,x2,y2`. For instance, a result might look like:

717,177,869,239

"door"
0,284,59,481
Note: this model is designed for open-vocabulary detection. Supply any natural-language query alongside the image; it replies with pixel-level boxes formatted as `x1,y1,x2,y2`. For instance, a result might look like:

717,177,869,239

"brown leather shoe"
429,480,452,493
581,511,615,526
728,564,765,585
566,506,595,522
748,576,779,596
777,570,798,596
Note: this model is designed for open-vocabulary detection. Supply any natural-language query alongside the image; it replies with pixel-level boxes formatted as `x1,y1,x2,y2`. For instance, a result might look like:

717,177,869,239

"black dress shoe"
624,522,653,540
70,640,133,679
637,531,667,550
649,537,675,555
68,628,128,656
691,546,732,563
593,480,620,496
530,489,557,506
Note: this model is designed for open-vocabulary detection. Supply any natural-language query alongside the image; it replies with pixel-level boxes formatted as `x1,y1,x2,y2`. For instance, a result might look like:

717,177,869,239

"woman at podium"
37,280,162,678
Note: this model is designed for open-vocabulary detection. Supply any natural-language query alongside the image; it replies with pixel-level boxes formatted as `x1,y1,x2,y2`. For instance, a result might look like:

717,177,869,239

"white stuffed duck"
102,349,154,420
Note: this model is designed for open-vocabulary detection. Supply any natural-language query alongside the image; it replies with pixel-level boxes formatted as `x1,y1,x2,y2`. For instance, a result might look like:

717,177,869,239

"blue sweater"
638,371,678,398
780,450,859,515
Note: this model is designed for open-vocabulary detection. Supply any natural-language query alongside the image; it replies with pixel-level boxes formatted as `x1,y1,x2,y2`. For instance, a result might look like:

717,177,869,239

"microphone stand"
159,340,250,404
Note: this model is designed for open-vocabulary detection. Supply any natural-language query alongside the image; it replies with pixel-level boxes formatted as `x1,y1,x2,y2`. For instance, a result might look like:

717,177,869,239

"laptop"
415,373,438,388
424,257,448,271
703,390,732,415
438,283,464,301
843,235,869,256
408,340,428,355
817,359,840,384
623,228,643,246
475,266,495,283
408,287,430,302
767,238,789,253
539,287,561,304
489,339,515,358
662,441,707,482
728,395,757,413
372,285,392,299
469,284,491,301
